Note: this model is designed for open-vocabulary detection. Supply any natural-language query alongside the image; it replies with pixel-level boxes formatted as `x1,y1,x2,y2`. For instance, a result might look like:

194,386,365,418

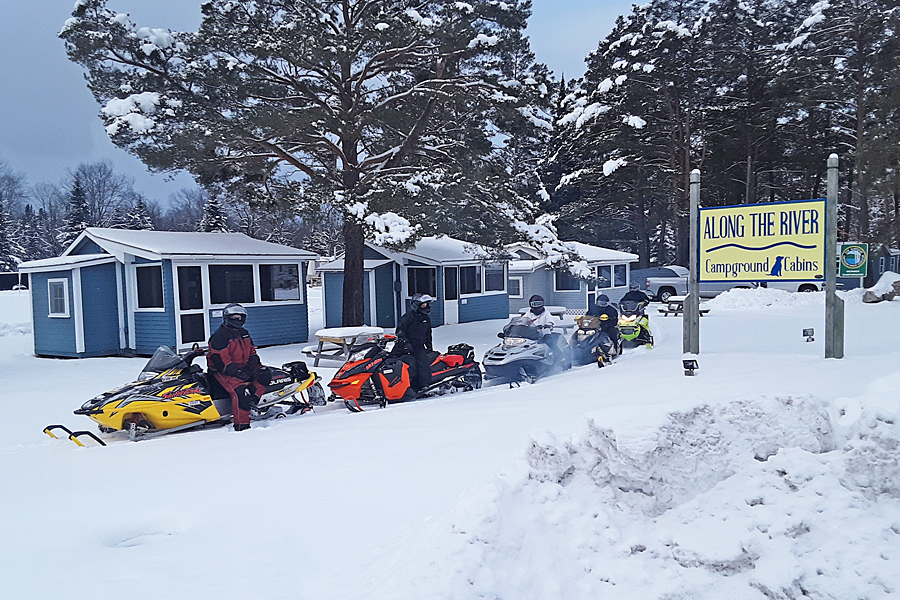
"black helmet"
529,294,545,314
223,303,247,328
597,294,610,307
411,293,435,314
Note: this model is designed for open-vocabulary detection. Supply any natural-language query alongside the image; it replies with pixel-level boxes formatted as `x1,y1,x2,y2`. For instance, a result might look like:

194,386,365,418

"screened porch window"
261,264,301,301
136,265,164,309
460,266,481,295
554,269,581,291
484,264,505,292
209,265,254,304
614,264,627,287
597,265,612,289
48,279,69,317
408,267,436,297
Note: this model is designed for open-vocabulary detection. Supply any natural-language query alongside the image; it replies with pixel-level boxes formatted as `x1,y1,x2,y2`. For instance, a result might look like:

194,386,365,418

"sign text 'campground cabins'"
318,236,509,328
699,199,826,283
18,228,316,358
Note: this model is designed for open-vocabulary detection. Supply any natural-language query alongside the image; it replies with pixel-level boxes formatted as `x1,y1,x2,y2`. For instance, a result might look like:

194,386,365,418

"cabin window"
614,264,628,287
136,265,164,309
261,264,301,301
408,267,436,298
48,279,69,317
597,265,612,289
508,276,523,299
460,266,482,295
554,269,581,291
180,314,206,343
177,266,203,310
209,265,254,304
484,264,505,292
880,257,885,274
444,267,458,301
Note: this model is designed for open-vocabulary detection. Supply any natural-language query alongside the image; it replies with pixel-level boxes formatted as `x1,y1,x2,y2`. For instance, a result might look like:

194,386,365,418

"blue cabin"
317,236,509,328
507,242,639,314
17,228,316,358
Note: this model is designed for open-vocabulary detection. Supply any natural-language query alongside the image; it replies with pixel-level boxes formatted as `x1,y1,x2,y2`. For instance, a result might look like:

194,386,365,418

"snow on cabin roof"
66,228,316,260
563,241,638,263
507,241,638,273
397,236,491,264
17,253,116,273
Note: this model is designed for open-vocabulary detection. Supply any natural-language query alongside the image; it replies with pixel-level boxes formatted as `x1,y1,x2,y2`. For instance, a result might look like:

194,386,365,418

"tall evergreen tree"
198,196,229,233
0,196,19,271
61,0,556,325
57,176,91,249
123,197,154,230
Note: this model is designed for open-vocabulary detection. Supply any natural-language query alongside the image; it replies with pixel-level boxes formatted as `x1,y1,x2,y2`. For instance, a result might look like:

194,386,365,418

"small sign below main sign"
698,199,826,282
838,243,868,277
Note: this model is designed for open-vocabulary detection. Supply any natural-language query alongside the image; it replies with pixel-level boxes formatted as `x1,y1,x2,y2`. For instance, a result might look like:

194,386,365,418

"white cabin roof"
64,228,316,262
18,253,116,273
507,241,638,273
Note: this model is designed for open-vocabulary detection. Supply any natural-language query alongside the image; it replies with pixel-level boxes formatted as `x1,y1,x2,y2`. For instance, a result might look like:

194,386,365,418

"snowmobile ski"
43,424,107,447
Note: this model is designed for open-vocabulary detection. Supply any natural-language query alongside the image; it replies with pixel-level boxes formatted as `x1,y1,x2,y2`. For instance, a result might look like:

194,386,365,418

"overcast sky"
0,0,634,205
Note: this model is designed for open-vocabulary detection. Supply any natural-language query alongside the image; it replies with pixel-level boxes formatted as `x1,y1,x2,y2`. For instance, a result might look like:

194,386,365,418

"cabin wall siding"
134,260,176,354
31,271,77,356
459,293,508,323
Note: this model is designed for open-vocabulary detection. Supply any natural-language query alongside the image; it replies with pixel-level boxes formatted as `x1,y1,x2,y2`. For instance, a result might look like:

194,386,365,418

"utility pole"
825,154,844,359
684,169,700,354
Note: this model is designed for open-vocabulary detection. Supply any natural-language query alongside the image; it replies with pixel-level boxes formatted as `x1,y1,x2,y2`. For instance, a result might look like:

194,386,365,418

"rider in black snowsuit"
621,284,651,307
396,293,435,391
587,294,620,343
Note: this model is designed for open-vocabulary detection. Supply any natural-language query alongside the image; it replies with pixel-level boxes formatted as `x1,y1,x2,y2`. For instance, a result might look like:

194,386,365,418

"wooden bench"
657,296,710,317
303,326,384,366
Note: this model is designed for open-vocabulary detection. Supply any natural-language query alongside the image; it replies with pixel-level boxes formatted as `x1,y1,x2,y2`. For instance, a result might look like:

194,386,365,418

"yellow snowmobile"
46,346,326,443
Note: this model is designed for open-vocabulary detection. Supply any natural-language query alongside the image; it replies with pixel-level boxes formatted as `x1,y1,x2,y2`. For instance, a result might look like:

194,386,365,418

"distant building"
865,244,900,287
318,236,509,328
18,228,316,358
507,242,639,314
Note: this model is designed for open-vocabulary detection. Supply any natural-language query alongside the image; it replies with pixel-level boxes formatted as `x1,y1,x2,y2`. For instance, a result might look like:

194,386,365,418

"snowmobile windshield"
619,300,643,315
138,346,188,381
501,317,543,340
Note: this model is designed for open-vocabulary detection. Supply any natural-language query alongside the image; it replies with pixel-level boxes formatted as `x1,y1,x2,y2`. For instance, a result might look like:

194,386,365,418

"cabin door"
176,266,206,347
443,267,459,325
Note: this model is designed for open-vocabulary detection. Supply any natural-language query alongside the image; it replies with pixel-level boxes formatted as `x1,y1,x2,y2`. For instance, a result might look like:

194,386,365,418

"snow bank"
705,287,825,310
0,290,31,336
367,393,900,600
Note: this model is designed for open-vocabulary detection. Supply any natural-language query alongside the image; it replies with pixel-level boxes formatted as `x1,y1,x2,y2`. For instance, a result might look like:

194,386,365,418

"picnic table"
304,326,384,366
517,305,568,319
657,296,710,317
516,306,576,333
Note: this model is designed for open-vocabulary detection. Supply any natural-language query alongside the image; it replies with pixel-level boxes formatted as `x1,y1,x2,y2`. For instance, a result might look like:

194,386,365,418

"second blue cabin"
318,236,509,328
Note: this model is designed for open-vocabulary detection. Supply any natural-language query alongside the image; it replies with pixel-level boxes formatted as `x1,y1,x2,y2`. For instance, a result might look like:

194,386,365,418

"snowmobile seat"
438,354,464,368
197,371,231,400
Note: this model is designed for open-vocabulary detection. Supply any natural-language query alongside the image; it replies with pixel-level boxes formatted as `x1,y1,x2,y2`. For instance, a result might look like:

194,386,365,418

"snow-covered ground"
1,279,899,599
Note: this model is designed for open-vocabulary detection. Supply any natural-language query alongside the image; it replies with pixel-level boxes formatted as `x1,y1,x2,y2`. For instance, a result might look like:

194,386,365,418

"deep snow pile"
365,392,900,600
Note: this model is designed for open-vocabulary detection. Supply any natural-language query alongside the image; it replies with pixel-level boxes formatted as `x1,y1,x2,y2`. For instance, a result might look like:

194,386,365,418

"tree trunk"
341,219,366,326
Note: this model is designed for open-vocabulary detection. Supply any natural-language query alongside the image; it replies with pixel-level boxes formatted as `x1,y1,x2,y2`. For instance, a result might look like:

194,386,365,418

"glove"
237,387,260,411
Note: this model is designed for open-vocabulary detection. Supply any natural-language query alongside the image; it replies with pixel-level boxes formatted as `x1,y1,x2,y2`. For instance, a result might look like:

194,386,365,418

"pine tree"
123,197,154,230
57,175,91,249
62,0,557,325
0,196,20,271
198,196,229,233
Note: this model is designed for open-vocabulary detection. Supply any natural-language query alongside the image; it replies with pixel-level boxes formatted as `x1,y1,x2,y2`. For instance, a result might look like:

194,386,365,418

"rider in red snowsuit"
207,303,270,431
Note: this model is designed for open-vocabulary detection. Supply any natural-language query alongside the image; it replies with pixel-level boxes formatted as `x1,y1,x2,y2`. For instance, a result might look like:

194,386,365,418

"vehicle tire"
658,287,676,302
798,284,817,293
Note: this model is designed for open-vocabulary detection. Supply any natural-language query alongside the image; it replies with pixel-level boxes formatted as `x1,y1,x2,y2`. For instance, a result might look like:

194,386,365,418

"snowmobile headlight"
137,371,157,382
502,337,527,347
620,315,636,323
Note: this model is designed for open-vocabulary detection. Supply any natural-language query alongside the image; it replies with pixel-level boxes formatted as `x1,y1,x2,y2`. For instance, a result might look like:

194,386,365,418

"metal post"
825,154,844,359
684,169,700,354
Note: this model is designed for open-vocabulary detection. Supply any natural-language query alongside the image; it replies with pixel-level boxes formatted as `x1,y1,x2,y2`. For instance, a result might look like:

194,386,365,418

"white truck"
644,266,826,301
644,266,755,302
